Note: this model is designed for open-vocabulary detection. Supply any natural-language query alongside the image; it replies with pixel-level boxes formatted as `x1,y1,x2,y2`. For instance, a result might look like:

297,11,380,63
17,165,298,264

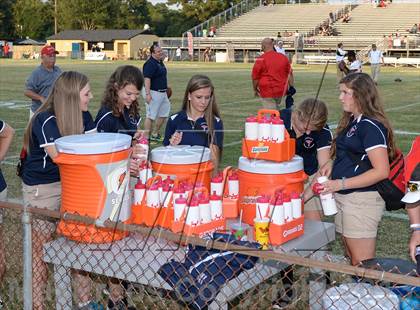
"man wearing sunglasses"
402,136,420,263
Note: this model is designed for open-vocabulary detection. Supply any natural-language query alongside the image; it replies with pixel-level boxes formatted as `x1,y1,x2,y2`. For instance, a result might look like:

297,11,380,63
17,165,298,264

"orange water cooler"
54,133,132,243
237,155,307,225
150,145,214,189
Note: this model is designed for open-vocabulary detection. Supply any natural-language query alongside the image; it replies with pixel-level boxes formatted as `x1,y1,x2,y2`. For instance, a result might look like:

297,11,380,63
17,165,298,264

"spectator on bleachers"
393,35,401,48
408,24,418,34
378,0,387,8
342,12,351,23
262,0,268,6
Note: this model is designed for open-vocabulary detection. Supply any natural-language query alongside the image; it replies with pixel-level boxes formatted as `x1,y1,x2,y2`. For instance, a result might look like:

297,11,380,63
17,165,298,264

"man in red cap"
24,45,61,118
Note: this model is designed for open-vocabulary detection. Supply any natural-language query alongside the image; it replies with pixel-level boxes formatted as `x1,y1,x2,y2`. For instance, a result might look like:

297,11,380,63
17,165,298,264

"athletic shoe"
150,133,163,142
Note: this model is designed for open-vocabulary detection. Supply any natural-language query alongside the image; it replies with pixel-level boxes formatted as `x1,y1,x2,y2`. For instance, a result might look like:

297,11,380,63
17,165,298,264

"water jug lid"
55,133,132,155
238,156,303,174
151,145,211,164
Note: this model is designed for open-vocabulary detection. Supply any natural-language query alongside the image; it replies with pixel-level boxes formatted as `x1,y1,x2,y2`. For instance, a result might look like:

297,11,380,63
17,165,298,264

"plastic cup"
230,222,250,241
254,217,270,250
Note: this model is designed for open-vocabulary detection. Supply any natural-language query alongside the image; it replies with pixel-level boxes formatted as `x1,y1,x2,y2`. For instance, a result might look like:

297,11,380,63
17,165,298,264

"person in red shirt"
252,38,294,110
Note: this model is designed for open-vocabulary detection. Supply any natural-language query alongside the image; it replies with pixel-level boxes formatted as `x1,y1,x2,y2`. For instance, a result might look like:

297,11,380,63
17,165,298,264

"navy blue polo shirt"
143,57,168,91
0,120,7,192
95,106,140,137
281,109,332,176
22,110,97,186
163,110,224,149
331,115,388,194
83,111,96,133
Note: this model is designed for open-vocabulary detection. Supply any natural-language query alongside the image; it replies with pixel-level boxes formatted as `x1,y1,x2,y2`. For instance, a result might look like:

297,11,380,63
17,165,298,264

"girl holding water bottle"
320,73,396,266
280,98,333,221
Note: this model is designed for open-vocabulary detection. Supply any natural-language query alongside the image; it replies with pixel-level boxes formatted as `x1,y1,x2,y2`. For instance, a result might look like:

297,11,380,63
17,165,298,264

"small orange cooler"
54,133,132,243
151,145,214,189
238,156,307,225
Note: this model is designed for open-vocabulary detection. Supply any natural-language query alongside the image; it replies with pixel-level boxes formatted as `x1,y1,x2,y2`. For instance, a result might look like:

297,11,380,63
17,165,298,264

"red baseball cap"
41,45,58,57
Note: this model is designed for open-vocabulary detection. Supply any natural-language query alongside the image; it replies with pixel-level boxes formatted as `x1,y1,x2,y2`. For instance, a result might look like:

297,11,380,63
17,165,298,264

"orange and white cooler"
150,145,214,189
54,133,132,243
237,155,307,225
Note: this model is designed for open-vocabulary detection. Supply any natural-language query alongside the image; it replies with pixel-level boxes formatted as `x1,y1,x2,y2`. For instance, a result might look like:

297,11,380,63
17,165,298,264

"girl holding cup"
320,73,396,266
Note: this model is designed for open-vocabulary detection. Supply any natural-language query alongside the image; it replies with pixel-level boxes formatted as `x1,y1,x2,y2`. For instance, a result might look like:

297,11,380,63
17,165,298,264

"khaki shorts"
0,188,7,224
22,182,61,233
334,191,385,239
260,97,283,110
145,90,171,120
304,174,322,212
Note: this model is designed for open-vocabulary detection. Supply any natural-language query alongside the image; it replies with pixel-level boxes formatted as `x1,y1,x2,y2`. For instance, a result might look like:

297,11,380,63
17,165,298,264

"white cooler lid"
55,133,132,155
151,145,211,164
238,155,303,174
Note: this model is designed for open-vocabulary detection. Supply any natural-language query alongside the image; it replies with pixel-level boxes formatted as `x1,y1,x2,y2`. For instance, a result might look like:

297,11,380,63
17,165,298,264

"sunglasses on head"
407,182,419,192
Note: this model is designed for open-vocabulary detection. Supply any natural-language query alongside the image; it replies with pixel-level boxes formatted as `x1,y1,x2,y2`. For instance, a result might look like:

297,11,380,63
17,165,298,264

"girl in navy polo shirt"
163,75,223,174
320,73,396,266
281,99,332,221
22,71,95,309
95,65,145,177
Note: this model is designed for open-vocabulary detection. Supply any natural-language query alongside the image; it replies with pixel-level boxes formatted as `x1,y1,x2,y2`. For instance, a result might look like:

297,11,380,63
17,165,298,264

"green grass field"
0,58,419,259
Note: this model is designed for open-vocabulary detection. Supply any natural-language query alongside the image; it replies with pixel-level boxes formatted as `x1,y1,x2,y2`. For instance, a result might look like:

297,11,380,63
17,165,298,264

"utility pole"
54,0,58,34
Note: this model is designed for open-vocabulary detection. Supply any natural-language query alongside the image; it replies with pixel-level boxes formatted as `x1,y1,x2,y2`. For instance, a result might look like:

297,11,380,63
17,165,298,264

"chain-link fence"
0,200,419,309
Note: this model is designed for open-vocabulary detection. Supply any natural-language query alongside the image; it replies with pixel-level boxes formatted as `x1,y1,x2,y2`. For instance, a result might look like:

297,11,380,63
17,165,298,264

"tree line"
0,0,241,40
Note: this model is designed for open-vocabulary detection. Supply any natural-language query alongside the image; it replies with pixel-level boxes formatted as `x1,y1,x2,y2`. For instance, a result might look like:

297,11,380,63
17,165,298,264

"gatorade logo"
283,224,303,237
251,146,269,153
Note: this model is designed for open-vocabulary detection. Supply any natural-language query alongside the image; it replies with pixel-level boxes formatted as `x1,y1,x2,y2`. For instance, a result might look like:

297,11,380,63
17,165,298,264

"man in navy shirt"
143,44,171,142
24,45,61,118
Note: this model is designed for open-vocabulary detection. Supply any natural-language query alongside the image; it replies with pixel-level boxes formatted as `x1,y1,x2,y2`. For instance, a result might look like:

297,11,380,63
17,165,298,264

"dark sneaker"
150,133,163,142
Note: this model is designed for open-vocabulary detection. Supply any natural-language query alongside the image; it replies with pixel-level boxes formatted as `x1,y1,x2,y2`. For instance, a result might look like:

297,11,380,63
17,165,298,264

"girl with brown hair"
320,72,396,266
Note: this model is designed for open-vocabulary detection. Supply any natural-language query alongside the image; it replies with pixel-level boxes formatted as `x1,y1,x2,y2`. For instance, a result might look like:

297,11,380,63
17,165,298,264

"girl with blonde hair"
163,75,223,173
22,71,95,309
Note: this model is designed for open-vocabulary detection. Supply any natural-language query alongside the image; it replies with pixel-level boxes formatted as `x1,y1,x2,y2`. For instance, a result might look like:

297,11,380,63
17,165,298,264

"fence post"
22,210,32,310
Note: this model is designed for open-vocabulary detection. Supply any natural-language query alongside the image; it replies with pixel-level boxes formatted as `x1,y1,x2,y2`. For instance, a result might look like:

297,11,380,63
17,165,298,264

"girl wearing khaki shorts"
320,73,396,266
22,72,95,309
280,99,333,220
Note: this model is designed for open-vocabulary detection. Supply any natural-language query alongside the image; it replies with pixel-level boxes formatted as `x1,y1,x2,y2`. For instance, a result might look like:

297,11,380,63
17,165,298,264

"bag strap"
347,151,370,170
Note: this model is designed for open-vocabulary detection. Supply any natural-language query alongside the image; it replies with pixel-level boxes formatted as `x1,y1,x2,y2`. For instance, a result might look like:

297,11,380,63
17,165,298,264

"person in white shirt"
274,40,286,55
175,46,182,61
336,43,347,82
341,51,362,75
367,44,384,84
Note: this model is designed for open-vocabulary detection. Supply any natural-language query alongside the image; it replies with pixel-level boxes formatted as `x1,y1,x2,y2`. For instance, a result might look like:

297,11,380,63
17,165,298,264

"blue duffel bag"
158,233,260,309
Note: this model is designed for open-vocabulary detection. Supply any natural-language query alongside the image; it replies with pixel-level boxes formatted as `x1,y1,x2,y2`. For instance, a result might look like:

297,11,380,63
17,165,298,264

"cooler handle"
53,154,96,165
257,109,280,121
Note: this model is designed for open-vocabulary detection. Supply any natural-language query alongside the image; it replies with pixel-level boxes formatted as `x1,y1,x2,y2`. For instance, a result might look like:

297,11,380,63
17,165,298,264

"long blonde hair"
294,98,328,131
182,75,221,146
331,73,396,159
24,71,87,150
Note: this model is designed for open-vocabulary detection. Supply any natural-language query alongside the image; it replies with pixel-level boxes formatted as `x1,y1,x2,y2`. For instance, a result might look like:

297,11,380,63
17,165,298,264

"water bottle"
245,115,258,140
258,116,271,142
317,176,338,216
271,116,285,143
